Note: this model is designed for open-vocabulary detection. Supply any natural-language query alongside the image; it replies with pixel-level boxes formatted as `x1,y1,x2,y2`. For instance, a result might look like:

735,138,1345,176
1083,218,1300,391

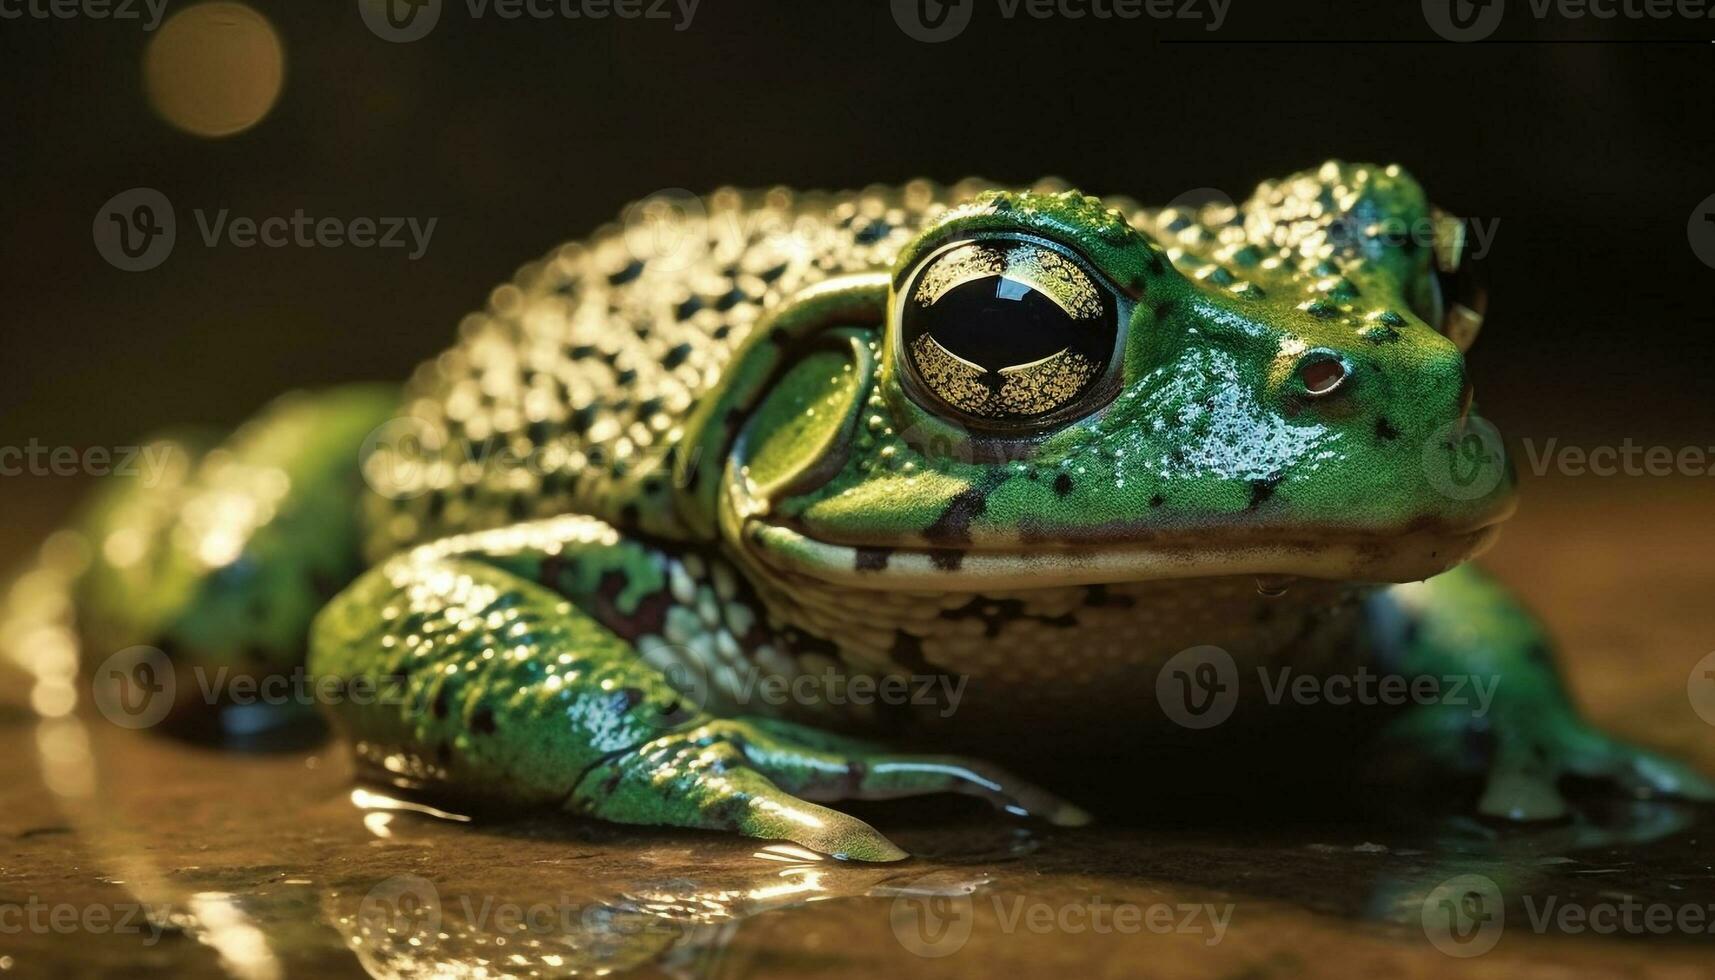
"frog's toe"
1478,715,1715,821
568,726,908,862
1563,732,1715,803
717,717,1092,828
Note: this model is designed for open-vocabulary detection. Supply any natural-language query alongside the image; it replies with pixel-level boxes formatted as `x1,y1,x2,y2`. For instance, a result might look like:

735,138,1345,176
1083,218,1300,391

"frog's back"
360,181,1001,558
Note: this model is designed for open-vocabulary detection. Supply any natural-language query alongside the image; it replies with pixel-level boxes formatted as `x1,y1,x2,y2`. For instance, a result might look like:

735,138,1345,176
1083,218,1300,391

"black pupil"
918,276,1088,368
902,241,1117,424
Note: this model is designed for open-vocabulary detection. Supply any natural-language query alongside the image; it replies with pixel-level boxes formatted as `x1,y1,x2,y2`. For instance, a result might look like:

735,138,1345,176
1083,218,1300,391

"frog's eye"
898,237,1121,431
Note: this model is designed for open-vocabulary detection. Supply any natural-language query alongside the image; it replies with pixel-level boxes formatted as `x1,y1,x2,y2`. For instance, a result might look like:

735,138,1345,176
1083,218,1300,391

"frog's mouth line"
741,516,1509,591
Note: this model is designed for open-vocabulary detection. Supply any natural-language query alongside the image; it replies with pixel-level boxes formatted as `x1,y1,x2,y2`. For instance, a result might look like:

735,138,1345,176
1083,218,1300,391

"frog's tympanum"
63,164,1712,860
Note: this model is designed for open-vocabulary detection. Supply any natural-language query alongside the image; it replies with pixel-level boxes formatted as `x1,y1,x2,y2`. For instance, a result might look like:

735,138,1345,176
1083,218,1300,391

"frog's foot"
570,717,1088,861
1480,712,1715,821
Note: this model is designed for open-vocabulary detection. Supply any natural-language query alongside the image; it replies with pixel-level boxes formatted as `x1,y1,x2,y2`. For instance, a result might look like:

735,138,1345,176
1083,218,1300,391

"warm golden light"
143,2,285,138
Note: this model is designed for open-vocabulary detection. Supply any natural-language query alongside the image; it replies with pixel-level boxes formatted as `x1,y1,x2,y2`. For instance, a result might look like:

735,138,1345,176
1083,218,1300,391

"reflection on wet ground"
4,703,1714,978
2,477,1713,978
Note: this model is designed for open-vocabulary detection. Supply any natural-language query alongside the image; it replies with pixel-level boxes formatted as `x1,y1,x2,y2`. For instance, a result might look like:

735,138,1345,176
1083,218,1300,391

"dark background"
1,0,1712,478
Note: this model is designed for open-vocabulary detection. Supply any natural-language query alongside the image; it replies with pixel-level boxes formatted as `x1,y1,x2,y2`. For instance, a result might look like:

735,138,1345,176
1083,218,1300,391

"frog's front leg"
309,515,1080,860
1372,564,1714,820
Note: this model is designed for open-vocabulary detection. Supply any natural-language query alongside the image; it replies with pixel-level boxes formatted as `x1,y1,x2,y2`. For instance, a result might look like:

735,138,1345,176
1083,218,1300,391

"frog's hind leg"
55,385,399,731
1375,564,1715,820
309,516,915,860
312,516,1087,859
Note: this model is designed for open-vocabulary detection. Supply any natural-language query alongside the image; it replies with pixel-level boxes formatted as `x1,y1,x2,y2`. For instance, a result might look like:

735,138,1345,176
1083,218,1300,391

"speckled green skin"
64,163,1713,860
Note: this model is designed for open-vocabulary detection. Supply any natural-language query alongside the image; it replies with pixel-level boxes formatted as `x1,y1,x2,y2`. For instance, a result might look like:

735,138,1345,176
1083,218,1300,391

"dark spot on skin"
1053,473,1074,497
615,368,638,385
943,596,1076,637
888,631,931,673
843,760,868,795
854,547,893,572
613,688,645,714
1306,301,1339,320
608,259,644,285
662,343,693,369
568,404,599,433
675,297,702,320
472,707,497,735
1149,494,1165,508
588,569,672,641
1083,585,1135,609
1247,473,1284,510
715,289,747,312
711,795,748,826
758,262,787,283
854,220,889,245
1375,417,1401,441
923,478,997,544
568,344,596,360
928,549,965,571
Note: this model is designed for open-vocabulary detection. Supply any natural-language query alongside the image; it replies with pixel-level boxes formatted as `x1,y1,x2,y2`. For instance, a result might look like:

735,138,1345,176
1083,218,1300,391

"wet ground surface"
1,474,1713,978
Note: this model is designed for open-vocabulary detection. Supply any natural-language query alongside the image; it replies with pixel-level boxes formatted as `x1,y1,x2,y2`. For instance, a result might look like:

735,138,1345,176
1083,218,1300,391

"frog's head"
697,163,1515,591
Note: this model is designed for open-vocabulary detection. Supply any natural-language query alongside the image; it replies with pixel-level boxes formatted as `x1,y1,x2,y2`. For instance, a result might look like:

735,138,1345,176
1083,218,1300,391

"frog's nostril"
1296,354,1349,398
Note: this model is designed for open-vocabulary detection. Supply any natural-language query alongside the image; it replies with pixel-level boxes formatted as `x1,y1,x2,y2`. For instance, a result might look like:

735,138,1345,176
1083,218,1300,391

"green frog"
59,162,1712,860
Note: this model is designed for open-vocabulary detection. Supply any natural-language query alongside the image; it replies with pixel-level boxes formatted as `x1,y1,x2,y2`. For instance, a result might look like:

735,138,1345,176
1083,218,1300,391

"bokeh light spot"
144,2,285,138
